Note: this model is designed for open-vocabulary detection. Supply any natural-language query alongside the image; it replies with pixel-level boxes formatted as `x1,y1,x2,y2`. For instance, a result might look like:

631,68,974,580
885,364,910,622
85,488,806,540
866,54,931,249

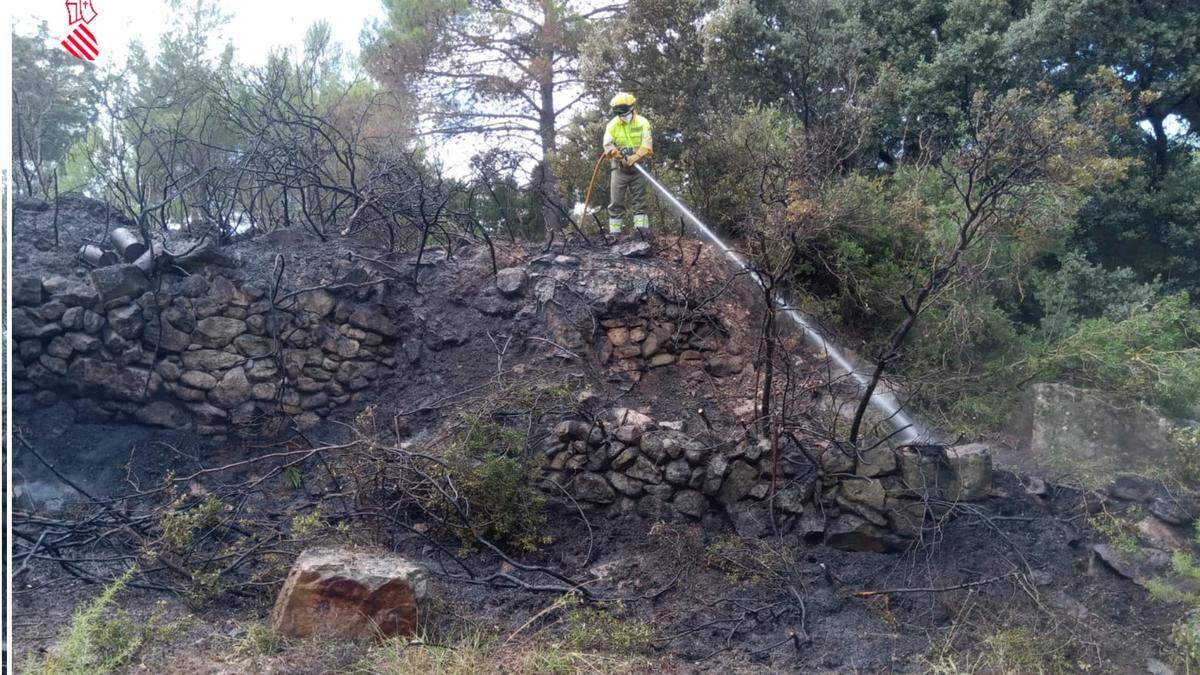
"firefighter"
603,92,653,234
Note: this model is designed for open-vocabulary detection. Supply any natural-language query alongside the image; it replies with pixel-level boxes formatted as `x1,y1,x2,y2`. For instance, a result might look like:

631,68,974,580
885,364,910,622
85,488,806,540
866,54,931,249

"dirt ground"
9,202,1190,673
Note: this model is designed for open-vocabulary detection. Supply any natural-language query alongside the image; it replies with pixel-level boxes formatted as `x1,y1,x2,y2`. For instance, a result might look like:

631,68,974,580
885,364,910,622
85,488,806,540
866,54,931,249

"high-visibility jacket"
603,113,653,156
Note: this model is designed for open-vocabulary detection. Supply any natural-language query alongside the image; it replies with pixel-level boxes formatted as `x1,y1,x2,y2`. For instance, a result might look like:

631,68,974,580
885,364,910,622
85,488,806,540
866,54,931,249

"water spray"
634,164,925,444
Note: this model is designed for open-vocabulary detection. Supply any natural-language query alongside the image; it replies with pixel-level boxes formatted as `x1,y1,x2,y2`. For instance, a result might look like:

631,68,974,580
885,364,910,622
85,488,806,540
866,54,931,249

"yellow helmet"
609,92,636,116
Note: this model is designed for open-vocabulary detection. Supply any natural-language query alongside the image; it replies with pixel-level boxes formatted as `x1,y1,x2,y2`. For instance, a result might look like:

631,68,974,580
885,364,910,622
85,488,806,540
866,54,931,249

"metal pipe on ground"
109,227,147,262
78,244,120,268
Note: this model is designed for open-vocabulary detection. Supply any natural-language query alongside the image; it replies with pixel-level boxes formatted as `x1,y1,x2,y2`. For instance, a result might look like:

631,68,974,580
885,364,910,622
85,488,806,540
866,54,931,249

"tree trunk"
537,0,561,236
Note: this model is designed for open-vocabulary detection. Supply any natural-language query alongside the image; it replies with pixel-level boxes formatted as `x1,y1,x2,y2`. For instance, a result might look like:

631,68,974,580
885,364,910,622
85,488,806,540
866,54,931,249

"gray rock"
1008,383,1185,478
612,446,639,470
897,448,941,496
1149,496,1197,526
14,276,45,306
296,289,337,318
182,349,244,370
554,421,590,442
726,501,769,537
209,276,248,306
664,459,692,485
1090,543,1172,589
60,306,85,331
107,303,144,339
774,483,810,514
12,308,41,339
135,401,191,430
625,456,662,483
187,402,229,422
336,361,379,385
574,473,616,503
702,453,730,496
495,267,528,298
176,275,209,298
644,483,676,501
349,305,401,338
252,382,278,400
717,460,759,504
704,355,745,378
301,392,330,410
616,240,652,258
841,478,887,511
39,300,67,322
52,281,100,308
142,318,191,352
17,340,41,362
856,447,897,477
181,370,219,390
210,367,252,407
821,447,856,475
234,334,274,357
194,316,248,348
69,358,158,401
636,495,675,521
684,442,711,466
608,471,644,497
46,336,74,359
836,495,888,527
941,443,992,501
614,425,642,445
39,354,69,375
81,309,105,334
90,264,148,306
155,359,182,381
825,514,893,552
673,490,708,518
1107,473,1156,502
641,430,689,462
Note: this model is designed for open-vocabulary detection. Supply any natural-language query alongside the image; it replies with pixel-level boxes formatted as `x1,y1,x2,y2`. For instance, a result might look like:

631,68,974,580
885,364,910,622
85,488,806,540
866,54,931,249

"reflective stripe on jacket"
603,114,653,154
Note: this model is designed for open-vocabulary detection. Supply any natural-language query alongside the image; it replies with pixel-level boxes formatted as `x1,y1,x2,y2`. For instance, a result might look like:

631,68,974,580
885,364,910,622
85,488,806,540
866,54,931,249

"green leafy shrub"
445,452,549,552
559,595,654,654
30,569,178,674
1032,293,1200,417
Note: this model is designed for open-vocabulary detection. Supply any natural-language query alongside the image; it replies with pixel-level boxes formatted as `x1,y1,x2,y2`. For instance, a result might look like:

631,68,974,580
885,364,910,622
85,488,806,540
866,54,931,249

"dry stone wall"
544,410,992,551
12,262,402,435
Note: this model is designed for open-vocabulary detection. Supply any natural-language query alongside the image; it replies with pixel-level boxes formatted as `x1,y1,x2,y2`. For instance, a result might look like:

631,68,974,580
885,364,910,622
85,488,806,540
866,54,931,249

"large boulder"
271,548,428,640
90,264,148,307
1008,383,1183,478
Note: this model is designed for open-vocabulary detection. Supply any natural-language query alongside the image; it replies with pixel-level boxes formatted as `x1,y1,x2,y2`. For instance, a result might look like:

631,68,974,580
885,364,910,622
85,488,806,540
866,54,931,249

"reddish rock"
271,548,428,640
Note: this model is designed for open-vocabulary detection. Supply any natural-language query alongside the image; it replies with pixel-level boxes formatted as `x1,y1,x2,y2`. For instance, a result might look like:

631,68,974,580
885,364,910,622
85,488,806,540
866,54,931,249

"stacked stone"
544,409,993,552
11,264,400,434
597,317,745,383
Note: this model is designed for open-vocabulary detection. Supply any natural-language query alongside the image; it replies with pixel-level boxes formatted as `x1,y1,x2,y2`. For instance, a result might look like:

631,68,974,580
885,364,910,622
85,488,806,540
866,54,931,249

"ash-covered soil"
9,202,1188,673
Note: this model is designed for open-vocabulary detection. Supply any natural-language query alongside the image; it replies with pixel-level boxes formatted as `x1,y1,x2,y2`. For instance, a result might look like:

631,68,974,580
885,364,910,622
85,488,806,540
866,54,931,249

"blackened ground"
10,225,1185,673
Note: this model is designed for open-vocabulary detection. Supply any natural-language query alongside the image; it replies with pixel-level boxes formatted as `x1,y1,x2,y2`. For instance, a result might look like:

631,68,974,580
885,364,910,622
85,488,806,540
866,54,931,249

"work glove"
623,149,646,167
604,148,620,159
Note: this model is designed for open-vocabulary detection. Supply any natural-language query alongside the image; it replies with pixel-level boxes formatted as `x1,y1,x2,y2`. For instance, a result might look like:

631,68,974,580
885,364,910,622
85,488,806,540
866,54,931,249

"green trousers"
608,166,648,232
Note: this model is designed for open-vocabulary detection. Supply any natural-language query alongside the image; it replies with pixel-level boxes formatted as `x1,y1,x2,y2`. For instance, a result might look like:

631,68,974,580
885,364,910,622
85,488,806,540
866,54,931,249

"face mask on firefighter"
621,112,633,123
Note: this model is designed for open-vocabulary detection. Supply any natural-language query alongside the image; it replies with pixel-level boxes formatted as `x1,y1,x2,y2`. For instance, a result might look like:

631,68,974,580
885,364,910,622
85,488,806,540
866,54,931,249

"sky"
11,0,506,174
14,0,386,68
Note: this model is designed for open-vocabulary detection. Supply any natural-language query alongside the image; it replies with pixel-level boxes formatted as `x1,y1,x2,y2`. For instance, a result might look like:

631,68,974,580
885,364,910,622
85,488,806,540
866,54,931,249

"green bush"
30,569,177,675
1033,292,1200,417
